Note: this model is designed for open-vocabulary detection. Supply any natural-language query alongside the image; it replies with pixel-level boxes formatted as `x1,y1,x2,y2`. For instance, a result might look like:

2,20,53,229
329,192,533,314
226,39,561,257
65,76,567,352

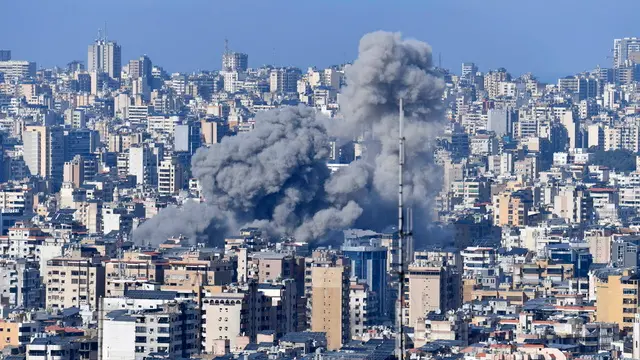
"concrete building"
87,38,121,79
63,155,88,188
553,186,594,226
595,268,640,331
201,283,271,352
341,236,388,317
461,62,477,78
45,252,105,311
349,281,374,340
0,184,34,213
128,145,162,186
270,68,301,93
307,252,350,350
102,301,199,360
23,126,65,188
201,119,227,145
0,317,38,351
174,123,201,155
613,37,640,68
257,280,300,338
27,336,80,360
0,259,42,309
157,157,184,195
222,51,248,72
414,311,469,348
492,189,532,227
0,60,36,81
407,259,461,330
0,223,46,260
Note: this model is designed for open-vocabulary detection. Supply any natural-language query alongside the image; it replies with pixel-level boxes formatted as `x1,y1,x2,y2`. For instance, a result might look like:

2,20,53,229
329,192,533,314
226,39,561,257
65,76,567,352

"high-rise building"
128,144,162,186
102,301,199,359
0,259,42,309
22,125,65,188
201,283,271,352
270,68,301,93
461,62,477,78
174,123,202,155
222,51,249,72
406,259,461,329
201,119,227,145
342,234,388,317
595,268,640,331
45,251,105,311
129,55,153,88
88,38,122,79
63,154,97,188
492,189,533,227
157,156,184,195
0,50,10,61
614,38,640,68
307,251,350,350
64,129,98,161
0,60,36,82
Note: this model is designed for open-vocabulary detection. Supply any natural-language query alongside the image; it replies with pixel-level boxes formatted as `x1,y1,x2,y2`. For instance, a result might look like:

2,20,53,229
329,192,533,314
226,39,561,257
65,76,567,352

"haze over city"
3,1,640,360
2,0,640,80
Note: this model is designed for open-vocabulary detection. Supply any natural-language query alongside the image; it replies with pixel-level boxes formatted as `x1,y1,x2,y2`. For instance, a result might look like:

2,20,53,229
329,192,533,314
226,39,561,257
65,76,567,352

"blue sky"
1,0,638,82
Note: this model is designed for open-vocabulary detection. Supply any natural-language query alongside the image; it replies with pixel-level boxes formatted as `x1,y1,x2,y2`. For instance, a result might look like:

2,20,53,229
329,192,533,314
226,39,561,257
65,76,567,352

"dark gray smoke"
328,31,446,239
132,201,232,245
133,31,445,247
133,106,362,246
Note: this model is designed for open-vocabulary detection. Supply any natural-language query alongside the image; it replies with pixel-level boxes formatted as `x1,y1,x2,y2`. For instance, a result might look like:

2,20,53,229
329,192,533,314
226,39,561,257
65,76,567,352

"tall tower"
221,40,249,72
396,99,406,360
88,30,122,79
23,126,65,189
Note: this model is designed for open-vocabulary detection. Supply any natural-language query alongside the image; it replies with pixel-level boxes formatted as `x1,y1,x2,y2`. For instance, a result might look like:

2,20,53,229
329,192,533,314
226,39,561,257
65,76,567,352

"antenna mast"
396,99,406,360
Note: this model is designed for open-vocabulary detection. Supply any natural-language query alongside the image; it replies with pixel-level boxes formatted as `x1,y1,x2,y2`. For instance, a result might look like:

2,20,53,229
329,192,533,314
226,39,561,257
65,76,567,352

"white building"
87,39,122,79
0,60,36,81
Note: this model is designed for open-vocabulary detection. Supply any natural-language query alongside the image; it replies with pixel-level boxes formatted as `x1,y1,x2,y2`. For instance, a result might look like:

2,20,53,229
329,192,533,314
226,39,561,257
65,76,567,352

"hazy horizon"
1,0,639,81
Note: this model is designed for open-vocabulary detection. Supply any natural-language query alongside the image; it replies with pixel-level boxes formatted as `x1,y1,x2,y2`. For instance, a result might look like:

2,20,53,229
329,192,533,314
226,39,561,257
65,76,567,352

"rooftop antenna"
396,98,406,360
224,38,230,55
96,28,102,43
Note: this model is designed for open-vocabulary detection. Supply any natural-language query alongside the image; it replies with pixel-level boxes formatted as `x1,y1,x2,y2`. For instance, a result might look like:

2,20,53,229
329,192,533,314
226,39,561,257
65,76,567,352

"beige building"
492,189,532,227
201,283,271,352
104,251,166,297
45,251,105,311
248,252,300,284
63,155,85,188
22,125,65,186
162,258,233,304
595,269,640,331
0,317,38,351
585,228,615,264
414,311,469,348
307,251,350,350
407,260,461,330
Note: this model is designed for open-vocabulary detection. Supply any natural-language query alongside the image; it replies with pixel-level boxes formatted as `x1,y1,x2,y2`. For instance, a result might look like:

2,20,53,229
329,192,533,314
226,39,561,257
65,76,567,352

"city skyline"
2,0,640,80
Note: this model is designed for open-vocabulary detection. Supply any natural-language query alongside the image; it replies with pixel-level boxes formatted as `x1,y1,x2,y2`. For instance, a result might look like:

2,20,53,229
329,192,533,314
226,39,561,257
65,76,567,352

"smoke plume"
133,31,445,247
133,106,363,245
328,31,446,237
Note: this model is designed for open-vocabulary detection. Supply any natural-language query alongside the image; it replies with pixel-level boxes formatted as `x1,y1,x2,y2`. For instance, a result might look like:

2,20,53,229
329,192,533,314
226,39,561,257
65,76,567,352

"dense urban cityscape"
3,20,640,360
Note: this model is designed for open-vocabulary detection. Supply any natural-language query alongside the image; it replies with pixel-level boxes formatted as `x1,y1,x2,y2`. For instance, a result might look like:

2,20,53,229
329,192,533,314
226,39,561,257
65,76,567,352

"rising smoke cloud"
327,31,446,235
132,31,445,247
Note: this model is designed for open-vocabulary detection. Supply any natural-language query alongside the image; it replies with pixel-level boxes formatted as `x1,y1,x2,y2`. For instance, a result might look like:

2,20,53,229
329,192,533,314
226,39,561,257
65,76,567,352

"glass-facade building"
342,232,388,317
